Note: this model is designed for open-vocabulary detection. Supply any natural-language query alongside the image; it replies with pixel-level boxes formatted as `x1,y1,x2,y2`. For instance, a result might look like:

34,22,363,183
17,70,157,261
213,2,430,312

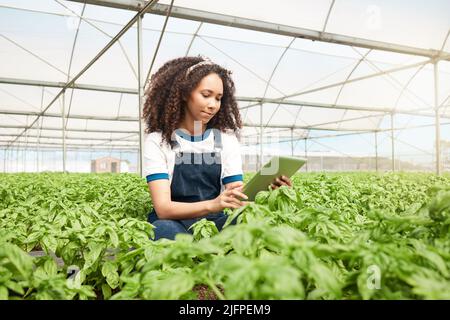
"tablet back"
243,156,306,201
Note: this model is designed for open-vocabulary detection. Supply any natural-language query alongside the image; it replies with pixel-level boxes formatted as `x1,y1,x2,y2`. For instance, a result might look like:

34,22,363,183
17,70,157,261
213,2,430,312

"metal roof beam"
237,97,443,118
0,142,138,150
3,0,159,153
0,122,371,133
242,123,370,132
1,77,443,118
0,77,137,95
0,109,138,122
0,124,138,134
0,133,137,142
68,0,450,61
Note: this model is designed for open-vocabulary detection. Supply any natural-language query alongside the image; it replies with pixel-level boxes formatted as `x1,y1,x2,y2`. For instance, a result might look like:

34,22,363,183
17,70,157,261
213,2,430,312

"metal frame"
0,133,137,143
1,0,449,174
16,118,450,146
391,113,395,171
240,121,450,149
68,1,450,61
0,142,139,149
258,37,296,169
240,60,431,110
1,0,159,175
434,62,441,175
0,124,139,134
0,145,138,151
1,77,445,118
137,14,145,177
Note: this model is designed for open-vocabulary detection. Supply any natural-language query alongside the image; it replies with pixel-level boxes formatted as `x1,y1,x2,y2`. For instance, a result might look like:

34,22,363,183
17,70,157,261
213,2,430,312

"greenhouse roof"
0,0,449,170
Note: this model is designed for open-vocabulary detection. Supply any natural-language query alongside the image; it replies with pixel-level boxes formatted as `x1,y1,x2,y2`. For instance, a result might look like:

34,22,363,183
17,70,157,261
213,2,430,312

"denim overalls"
147,129,231,240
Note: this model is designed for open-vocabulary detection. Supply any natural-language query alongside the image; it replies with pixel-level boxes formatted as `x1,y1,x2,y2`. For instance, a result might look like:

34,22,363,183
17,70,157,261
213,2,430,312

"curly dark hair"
142,56,242,148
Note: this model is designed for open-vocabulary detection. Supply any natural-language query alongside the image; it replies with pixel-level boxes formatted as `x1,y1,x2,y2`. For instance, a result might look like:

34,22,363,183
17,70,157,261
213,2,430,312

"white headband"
185,59,214,77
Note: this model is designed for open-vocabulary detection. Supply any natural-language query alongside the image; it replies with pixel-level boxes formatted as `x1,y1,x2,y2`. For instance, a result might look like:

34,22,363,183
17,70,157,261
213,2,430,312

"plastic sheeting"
0,0,449,165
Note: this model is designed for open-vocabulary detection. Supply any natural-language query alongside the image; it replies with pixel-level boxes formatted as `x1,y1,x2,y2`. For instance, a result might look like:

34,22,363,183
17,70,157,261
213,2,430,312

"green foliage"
189,219,219,241
1,171,450,299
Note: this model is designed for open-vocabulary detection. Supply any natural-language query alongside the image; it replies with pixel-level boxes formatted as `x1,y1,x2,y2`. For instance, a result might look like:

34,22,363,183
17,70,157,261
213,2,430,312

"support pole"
434,61,441,175
3,149,5,172
137,15,145,178
36,139,39,173
305,138,308,172
391,113,395,172
37,116,43,173
23,142,26,171
37,87,44,173
259,104,263,170
62,91,67,172
290,128,294,156
375,131,378,172
25,116,30,171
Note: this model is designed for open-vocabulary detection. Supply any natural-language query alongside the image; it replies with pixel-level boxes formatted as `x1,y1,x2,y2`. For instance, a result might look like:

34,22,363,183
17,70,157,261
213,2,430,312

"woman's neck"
179,116,206,136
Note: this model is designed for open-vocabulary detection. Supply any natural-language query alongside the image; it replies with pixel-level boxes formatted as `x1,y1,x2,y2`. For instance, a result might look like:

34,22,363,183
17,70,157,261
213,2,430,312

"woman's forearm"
156,200,214,220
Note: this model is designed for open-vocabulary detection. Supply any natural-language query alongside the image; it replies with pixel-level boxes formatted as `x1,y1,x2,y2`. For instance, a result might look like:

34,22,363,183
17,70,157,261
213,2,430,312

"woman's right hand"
207,186,248,212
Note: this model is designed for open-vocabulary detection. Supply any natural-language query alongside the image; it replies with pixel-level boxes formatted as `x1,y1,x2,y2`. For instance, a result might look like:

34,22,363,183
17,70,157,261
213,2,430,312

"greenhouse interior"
1,0,450,302
1,0,449,174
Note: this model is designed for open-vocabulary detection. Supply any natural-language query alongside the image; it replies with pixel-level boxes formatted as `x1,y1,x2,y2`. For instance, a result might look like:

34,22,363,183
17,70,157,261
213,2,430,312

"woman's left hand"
270,175,292,190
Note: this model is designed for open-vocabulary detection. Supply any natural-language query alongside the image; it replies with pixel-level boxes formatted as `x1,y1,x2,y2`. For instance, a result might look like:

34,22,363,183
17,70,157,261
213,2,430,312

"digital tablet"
243,156,306,201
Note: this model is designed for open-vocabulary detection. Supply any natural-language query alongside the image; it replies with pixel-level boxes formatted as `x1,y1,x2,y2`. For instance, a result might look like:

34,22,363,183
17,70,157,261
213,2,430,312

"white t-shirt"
144,128,243,188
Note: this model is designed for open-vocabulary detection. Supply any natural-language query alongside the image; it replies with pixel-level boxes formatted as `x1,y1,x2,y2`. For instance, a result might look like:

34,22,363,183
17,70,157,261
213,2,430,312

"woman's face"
185,72,223,127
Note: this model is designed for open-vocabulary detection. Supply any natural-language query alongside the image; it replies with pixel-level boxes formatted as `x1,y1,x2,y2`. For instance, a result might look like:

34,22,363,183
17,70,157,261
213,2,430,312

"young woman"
142,56,291,240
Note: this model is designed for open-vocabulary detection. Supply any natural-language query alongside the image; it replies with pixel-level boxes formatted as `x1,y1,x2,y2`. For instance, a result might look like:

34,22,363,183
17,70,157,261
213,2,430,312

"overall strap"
213,129,223,152
171,135,181,155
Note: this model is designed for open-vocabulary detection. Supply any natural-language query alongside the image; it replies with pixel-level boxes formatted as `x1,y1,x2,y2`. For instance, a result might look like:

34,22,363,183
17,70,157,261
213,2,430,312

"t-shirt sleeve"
143,135,170,183
221,132,243,185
